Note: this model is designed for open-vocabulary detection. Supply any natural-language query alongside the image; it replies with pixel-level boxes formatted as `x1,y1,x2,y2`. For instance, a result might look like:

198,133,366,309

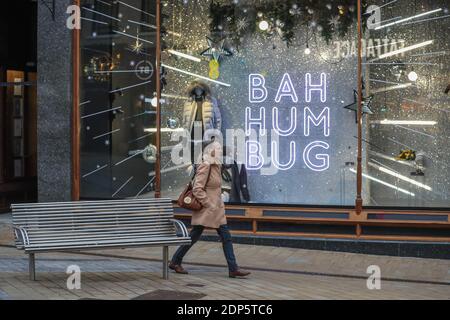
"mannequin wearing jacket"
221,146,250,203
183,80,222,164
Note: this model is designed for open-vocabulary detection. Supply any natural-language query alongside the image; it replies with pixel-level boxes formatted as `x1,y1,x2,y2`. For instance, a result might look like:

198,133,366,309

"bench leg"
29,253,36,281
162,246,169,280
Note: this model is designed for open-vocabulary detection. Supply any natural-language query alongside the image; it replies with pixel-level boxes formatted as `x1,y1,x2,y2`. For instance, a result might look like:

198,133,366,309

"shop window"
79,0,157,199
160,1,360,206
362,0,450,207
76,0,450,209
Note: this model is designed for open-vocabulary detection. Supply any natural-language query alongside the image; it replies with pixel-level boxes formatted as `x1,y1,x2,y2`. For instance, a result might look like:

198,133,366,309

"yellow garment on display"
395,149,416,161
209,59,220,80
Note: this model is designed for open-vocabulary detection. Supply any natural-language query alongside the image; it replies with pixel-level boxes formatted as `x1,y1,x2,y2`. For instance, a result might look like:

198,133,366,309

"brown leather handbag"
177,166,211,211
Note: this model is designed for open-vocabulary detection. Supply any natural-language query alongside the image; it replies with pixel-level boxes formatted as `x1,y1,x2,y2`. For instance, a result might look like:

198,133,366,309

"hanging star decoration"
200,37,233,62
200,37,233,80
344,90,374,123
130,28,144,54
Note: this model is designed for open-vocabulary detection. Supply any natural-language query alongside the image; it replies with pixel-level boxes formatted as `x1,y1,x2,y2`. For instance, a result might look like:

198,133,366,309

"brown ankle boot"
229,269,251,278
169,263,188,274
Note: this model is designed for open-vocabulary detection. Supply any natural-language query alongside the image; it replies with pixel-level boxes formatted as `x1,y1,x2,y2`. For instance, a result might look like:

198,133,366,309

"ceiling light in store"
259,20,269,31
371,120,437,125
408,71,418,81
368,162,432,191
167,49,201,62
376,40,434,59
349,168,415,196
374,8,442,30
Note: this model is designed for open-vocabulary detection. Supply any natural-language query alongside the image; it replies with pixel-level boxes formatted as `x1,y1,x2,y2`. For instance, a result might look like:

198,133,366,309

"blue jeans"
171,225,239,272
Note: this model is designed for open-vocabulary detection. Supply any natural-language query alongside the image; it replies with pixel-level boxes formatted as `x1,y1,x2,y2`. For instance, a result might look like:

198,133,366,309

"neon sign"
246,73,330,173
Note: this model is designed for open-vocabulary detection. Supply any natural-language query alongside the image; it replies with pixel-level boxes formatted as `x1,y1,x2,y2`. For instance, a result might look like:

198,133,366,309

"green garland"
209,0,365,47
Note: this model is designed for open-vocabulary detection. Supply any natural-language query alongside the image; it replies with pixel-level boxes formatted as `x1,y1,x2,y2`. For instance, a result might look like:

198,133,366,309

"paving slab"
1,212,449,300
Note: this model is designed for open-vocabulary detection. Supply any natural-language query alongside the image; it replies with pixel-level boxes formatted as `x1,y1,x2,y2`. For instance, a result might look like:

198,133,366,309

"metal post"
162,246,169,280
0,67,4,185
155,0,162,198
29,253,36,281
72,0,81,201
355,0,363,215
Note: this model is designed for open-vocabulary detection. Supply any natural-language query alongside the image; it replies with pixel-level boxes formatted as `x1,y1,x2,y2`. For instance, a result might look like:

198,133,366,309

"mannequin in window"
221,146,250,203
183,80,222,165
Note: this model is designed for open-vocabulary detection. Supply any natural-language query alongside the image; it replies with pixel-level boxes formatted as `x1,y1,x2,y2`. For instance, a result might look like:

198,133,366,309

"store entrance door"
0,0,38,212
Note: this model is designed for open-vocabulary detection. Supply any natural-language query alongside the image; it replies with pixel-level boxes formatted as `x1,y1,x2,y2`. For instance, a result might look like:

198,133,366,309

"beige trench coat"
191,161,226,229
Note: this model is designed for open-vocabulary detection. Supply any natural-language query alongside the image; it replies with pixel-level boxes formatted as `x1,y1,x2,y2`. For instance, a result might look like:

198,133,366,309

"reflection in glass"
362,0,449,207
79,0,157,199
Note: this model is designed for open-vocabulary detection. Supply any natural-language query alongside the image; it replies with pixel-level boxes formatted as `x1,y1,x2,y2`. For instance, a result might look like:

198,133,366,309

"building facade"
1,0,449,243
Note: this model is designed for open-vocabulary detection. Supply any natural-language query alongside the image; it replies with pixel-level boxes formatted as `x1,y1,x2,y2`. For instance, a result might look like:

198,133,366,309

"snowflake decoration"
130,29,144,54
289,4,301,16
289,8,301,16
328,16,340,29
131,39,143,54
236,17,249,33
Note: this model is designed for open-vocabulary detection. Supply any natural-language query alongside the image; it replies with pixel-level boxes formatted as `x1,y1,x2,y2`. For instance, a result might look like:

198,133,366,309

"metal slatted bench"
11,198,191,280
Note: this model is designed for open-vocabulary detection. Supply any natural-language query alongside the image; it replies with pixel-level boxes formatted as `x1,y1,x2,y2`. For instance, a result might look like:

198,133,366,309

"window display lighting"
371,120,437,125
374,8,442,30
368,162,432,191
161,64,231,87
376,40,434,59
167,49,202,62
349,169,415,196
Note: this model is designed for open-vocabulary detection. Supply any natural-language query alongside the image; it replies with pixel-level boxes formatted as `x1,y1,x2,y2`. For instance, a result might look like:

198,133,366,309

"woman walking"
170,141,251,278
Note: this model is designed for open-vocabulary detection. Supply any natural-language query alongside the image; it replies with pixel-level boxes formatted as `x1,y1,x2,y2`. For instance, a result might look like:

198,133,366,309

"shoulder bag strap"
201,164,212,190
192,164,212,188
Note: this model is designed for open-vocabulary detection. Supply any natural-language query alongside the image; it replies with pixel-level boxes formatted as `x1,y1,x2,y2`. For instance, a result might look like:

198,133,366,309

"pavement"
0,213,449,300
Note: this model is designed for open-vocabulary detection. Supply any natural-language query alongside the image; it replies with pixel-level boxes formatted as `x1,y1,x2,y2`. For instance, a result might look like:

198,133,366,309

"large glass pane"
79,0,157,199
160,1,362,206
362,0,449,207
